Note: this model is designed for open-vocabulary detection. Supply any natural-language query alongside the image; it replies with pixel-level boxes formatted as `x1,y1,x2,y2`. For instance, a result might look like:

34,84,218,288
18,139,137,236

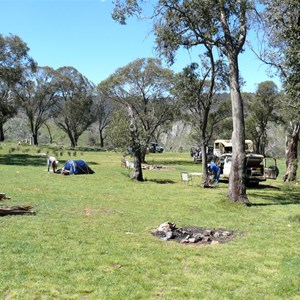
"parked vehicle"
213,139,279,185
213,139,254,157
191,146,214,164
148,142,164,153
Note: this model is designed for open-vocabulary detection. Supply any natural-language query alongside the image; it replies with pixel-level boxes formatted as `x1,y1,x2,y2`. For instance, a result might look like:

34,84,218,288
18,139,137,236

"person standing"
47,156,58,173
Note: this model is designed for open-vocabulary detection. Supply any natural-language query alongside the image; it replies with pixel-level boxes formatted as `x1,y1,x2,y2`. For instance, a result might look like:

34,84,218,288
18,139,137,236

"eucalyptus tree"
55,67,97,148
12,66,59,145
245,81,279,155
98,58,176,181
0,81,17,141
258,0,300,181
173,60,230,183
0,34,36,141
113,0,256,204
105,107,130,149
94,93,115,148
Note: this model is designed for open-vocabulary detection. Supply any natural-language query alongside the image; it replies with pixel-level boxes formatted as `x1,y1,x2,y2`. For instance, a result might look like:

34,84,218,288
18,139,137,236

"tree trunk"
201,142,209,184
0,120,4,141
227,54,250,205
32,132,38,146
99,130,104,148
44,123,53,144
68,131,76,148
128,105,143,181
141,145,148,163
283,123,299,182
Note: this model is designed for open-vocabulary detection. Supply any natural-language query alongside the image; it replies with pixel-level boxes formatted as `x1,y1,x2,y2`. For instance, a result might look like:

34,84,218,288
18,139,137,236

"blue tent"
61,159,95,175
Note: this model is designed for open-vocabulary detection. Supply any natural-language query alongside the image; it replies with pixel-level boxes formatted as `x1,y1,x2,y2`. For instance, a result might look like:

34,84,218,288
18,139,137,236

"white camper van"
213,139,279,185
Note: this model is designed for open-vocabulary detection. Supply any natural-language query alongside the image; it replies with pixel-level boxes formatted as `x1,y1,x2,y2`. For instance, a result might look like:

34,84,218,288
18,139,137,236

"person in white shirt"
47,156,58,173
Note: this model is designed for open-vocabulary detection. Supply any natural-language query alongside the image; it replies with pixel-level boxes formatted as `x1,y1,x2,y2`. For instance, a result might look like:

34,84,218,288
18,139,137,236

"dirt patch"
152,222,241,245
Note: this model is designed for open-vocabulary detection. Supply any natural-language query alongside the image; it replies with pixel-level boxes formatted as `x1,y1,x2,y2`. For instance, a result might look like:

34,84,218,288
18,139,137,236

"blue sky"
0,0,280,92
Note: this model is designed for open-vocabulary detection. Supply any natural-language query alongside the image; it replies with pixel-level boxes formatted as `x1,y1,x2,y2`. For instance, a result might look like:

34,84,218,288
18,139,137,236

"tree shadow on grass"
0,154,45,166
248,183,281,190
145,159,196,166
84,161,99,165
145,179,177,184
0,154,98,167
249,188,300,206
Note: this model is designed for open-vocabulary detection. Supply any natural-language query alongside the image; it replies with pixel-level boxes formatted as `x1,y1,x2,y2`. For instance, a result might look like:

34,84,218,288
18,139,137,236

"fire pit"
152,222,241,245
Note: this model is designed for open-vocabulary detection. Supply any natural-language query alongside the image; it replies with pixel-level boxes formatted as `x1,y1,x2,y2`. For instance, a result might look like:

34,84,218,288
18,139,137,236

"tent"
61,159,95,175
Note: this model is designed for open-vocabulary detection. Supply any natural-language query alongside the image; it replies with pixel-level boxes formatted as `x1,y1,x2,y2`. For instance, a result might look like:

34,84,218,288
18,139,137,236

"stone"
157,222,176,233
213,232,220,238
211,240,219,245
193,233,204,241
180,239,189,244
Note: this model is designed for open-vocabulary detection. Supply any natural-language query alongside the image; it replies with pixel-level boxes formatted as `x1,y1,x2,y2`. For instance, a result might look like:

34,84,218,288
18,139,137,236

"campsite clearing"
0,146,299,299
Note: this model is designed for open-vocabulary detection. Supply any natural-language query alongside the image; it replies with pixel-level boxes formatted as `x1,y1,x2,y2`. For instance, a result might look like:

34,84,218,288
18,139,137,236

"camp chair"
181,172,193,185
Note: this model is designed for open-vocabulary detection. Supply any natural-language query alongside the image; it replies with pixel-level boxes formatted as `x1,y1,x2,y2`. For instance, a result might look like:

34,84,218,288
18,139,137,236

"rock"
204,230,212,236
165,231,173,240
221,231,231,237
213,232,220,238
211,240,219,245
157,222,176,233
180,239,189,244
193,233,204,241
202,236,211,242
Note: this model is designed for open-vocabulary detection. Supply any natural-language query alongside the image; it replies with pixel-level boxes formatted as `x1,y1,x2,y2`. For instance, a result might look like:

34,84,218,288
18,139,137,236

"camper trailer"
213,139,254,157
213,139,279,185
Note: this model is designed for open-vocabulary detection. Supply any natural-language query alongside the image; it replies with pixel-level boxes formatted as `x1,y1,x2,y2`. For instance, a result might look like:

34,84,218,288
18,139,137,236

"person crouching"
47,156,58,173
209,161,221,184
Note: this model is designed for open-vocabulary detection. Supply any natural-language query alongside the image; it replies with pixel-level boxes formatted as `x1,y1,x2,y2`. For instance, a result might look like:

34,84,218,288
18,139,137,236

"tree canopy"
55,67,97,147
0,34,36,141
13,66,58,145
113,0,254,204
259,0,300,181
98,58,176,180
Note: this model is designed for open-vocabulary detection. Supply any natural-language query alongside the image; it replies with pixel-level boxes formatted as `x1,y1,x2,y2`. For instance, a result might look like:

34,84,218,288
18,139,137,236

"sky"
0,0,281,92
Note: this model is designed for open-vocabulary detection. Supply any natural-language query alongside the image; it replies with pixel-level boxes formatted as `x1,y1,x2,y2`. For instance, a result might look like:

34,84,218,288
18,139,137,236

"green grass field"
0,145,300,299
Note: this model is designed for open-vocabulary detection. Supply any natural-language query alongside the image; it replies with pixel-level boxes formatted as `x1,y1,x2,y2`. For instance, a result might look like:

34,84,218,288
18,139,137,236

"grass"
0,145,300,299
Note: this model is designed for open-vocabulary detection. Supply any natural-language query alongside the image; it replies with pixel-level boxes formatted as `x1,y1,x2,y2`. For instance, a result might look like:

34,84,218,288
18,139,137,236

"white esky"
0,0,281,92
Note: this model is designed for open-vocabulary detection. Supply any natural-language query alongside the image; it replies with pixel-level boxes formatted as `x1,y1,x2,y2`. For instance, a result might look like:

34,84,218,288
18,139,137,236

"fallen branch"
0,193,11,201
0,205,35,216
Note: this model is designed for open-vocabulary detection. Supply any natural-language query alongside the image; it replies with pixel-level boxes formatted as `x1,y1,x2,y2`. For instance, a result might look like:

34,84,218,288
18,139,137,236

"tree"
173,60,229,184
245,81,279,155
0,80,17,141
0,34,36,141
105,107,130,149
55,67,97,147
98,58,176,181
94,93,115,147
12,66,58,145
256,0,300,181
113,0,254,204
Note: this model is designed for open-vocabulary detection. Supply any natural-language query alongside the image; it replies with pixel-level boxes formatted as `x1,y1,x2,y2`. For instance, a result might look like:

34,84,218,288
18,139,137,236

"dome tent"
60,159,94,175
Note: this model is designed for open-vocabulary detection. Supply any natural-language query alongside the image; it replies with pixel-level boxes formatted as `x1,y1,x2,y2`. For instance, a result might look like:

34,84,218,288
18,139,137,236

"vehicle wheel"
269,165,279,177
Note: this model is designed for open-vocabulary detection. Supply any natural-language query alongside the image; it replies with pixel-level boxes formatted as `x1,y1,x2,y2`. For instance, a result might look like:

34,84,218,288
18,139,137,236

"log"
0,193,11,201
0,205,35,216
